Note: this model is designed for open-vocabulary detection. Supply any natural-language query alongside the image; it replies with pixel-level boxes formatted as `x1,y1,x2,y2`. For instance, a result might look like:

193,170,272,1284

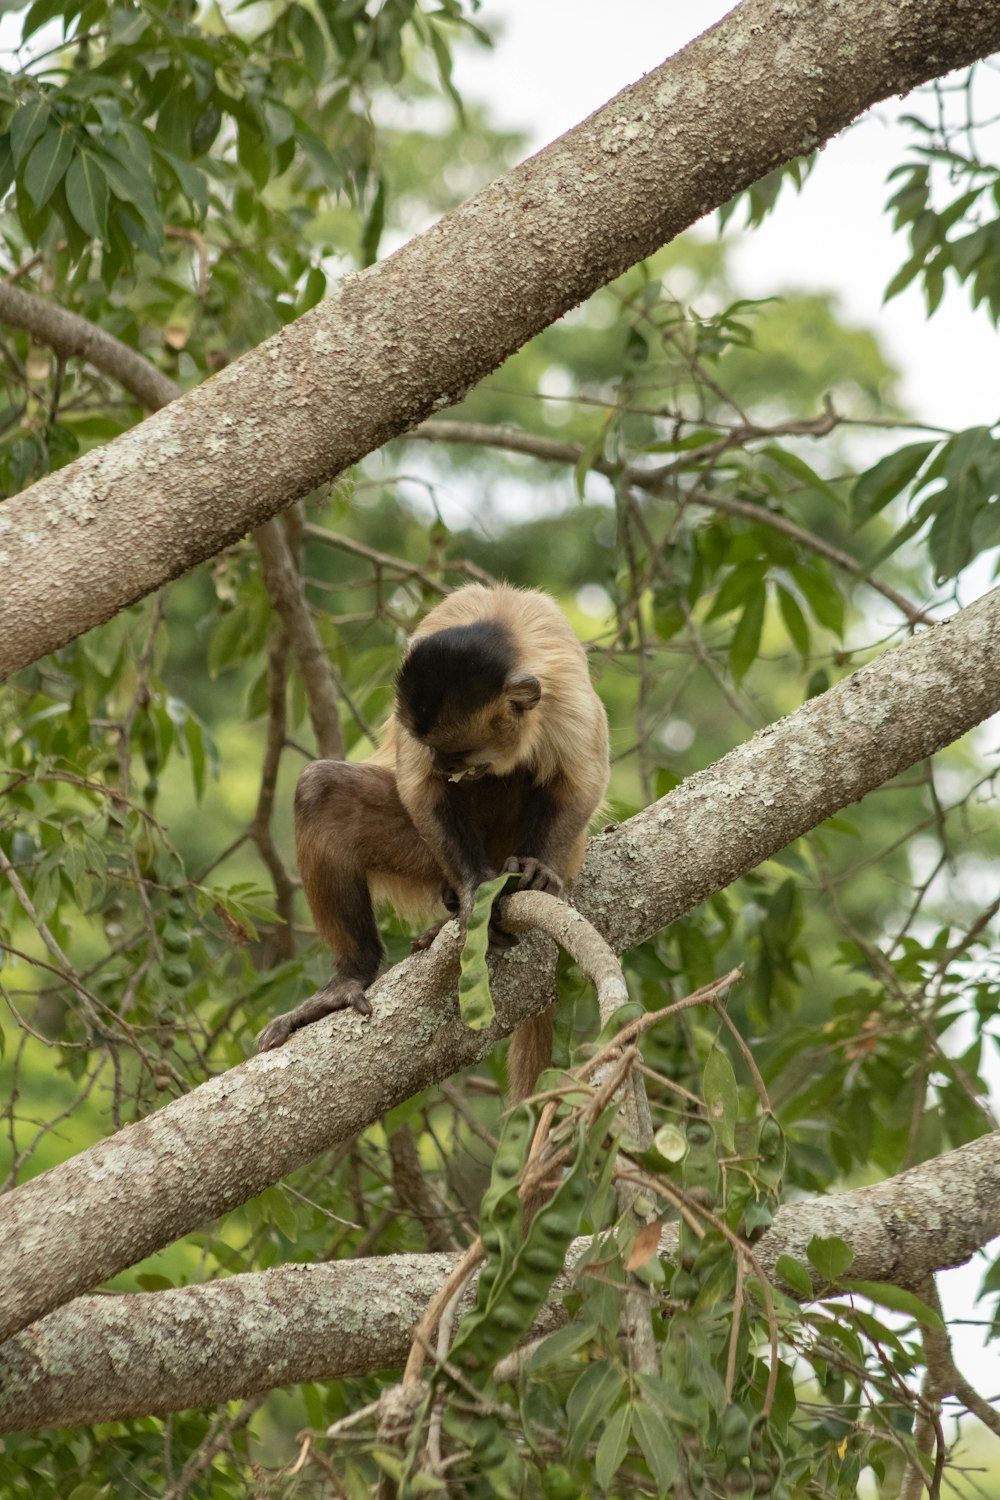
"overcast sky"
453,0,1000,432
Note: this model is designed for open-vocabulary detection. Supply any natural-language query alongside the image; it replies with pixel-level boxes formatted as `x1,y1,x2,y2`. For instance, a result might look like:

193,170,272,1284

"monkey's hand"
411,883,463,953
486,858,564,951
257,977,372,1051
503,856,564,896
411,918,449,952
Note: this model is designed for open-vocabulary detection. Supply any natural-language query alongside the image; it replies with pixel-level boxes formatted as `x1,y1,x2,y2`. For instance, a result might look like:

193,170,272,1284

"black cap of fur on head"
396,622,517,739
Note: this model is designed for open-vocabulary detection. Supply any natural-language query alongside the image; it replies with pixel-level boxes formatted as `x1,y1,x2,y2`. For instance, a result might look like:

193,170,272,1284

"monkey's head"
395,623,541,781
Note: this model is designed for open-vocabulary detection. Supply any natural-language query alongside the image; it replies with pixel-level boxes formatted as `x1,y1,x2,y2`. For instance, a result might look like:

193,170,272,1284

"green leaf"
707,559,768,620
884,250,925,303
23,123,74,209
457,875,506,1030
703,1046,738,1151
10,99,50,168
155,146,209,217
632,1401,678,1495
361,176,385,267
566,1361,625,1464
0,133,14,200
775,1253,814,1299
776,584,809,659
729,584,766,683
595,1402,630,1490
135,1273,174,1291
525,1322,594,1372
762,443,841,505
841,1280,945,1328
921,426,1000,580
65,151,107,239
791,561,844,636
807,1234,853,1281
96,130,163,232
851,441,937,525
183,711,209,801
23,0,70,41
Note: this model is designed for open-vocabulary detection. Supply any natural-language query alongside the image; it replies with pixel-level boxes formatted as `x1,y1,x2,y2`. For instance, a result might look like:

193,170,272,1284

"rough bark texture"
2,0,1000,677
3,1131,996,1431
0,585,997,1345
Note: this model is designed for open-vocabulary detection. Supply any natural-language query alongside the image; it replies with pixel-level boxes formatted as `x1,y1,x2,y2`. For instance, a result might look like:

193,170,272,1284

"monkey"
257,583,610,1099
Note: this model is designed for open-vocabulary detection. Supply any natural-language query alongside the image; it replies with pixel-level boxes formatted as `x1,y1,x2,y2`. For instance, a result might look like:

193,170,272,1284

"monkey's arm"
509,773,599,889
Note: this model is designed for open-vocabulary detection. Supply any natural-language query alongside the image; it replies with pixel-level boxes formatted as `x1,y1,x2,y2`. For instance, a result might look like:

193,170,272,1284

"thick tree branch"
2,0,998,678
0,584,997,1344
2,1132,996,1432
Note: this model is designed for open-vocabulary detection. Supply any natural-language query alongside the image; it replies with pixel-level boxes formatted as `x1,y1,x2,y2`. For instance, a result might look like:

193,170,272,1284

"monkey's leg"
257,761,441,1051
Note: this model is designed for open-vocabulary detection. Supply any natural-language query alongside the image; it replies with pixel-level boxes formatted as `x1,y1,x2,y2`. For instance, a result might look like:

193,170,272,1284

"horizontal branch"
3,0,999,676
412,420,932,625
1,584,998,1344
3,1132,996,1431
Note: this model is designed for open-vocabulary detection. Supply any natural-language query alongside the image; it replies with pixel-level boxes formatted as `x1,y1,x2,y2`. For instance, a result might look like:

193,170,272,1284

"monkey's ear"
506,672,541,710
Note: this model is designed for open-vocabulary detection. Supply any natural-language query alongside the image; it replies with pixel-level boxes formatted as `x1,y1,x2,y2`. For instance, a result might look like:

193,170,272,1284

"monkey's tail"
506,1011,553,1102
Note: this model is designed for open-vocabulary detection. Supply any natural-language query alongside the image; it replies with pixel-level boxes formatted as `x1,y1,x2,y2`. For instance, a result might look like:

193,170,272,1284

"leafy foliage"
0,7,999,1499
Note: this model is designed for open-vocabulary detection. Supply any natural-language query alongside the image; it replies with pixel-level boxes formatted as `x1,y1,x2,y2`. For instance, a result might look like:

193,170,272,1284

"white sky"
454,0,1000,432
453,0,1000,1439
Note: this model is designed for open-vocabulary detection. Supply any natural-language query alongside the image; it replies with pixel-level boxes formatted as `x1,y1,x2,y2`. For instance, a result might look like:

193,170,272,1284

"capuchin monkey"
257,583,610,1099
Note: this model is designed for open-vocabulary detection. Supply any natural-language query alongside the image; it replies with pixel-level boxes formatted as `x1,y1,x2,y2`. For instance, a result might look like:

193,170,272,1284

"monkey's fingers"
256,979,371,1051
503,856,564,896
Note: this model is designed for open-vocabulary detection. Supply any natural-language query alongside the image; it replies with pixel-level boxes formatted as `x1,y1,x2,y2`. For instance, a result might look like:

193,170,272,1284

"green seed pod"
163,960,192,988
520,1245,562,1274
490,1303,524,1332
161,922,191,955
541,1466,576,1500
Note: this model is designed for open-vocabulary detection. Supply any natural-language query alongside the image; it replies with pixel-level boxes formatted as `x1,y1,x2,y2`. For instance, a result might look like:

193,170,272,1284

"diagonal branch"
411,420,933,626
1,1131,997,1432
0,582,997,1345
0,282,179,412
3,0,999,677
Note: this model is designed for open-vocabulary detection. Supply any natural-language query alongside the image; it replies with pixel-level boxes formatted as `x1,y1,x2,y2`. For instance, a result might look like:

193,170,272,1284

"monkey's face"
421,685,541,782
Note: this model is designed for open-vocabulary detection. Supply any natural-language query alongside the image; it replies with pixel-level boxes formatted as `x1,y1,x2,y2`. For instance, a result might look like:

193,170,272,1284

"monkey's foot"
256,978,372,1051
503,856,564,896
